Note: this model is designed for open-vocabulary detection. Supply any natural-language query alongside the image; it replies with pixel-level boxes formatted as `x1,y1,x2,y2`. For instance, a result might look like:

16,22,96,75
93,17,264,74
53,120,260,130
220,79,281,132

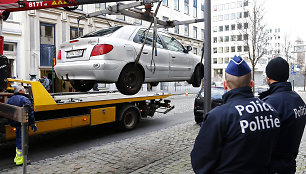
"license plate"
66,50,84,58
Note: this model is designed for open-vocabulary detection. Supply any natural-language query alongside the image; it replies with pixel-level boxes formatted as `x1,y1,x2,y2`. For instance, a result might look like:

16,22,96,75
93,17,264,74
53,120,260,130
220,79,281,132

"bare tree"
282,34,293,62
237,0,269,90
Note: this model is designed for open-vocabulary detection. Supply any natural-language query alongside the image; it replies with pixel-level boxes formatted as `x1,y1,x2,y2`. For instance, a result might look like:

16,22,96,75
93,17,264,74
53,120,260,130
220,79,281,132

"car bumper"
54,59,124,82
194,109,204,118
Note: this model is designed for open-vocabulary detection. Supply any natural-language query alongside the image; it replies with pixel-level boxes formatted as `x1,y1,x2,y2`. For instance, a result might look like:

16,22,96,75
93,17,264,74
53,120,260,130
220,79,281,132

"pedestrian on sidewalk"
191,56,281,174
7,85,37,166
41,74,50,92
259,57,306,174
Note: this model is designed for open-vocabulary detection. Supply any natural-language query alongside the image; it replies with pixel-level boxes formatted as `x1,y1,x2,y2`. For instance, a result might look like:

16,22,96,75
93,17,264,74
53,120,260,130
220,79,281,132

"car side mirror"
184,46,192,53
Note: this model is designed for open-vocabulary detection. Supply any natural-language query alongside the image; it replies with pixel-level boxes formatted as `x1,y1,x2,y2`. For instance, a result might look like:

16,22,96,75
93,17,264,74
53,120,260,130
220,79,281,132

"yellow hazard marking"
52,1,57,5
58,0,63,5
63,1,67,4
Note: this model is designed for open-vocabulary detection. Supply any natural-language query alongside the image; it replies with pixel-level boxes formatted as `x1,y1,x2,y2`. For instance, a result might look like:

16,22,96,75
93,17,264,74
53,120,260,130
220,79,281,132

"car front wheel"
70,80,95,92
116,64,144,95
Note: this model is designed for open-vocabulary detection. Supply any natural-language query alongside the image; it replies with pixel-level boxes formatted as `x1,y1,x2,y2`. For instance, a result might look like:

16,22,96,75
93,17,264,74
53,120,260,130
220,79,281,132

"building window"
4,43,14,51
213,26,217,32
237,35,242,41
243,34,248,40
184,0,189,14
237,12,242,19
244,0,248,6
244,11,249,18
70,27,83,40
225,47,229,53
201,29,204,40
213,58,217,64
231,24,236,30
237,46,242,52
213,47,217,53
174,0,179,10
95,3,106,12
193,47,198,55
134,18,142,25
193,0,197,17
163,0,168,6
231,46,236,52
184,24,189,36
193,26,197,39
231,2,236,9
218,47,223,53
218,36,223,43
224,14,229,20
244,23,248,29
40,23,55,45
213,16,218,22
214,69,223,81
218,57,223,64
237,23,242,29
231,35,236,41
237,1,243,7
225,57,229,63
225,25,229,31
244,46,249,52
213,37,217,43
231,13,236,20
224,3,229,10
174,25,179,34
219,26,223,32
218,4,223,11
213,5,217,11
218,15,223,21
225,36,229,42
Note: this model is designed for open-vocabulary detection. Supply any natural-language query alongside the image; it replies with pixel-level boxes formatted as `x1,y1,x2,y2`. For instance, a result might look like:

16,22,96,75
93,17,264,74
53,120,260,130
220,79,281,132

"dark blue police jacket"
191,87,280,174
7,93,35,127
259,82,306,174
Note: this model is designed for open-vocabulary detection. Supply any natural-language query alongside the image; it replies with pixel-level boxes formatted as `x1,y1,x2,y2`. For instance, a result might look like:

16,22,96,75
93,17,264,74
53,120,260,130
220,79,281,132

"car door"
159,34,192,78
132,29,170,81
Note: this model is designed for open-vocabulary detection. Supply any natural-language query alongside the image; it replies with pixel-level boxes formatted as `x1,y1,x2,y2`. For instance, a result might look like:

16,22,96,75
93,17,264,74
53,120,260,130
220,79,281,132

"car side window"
161,35,185,53
133,29,164,48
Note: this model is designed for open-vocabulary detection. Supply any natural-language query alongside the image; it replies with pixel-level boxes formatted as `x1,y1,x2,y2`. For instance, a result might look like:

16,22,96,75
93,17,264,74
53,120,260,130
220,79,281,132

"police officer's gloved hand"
30,124,37,132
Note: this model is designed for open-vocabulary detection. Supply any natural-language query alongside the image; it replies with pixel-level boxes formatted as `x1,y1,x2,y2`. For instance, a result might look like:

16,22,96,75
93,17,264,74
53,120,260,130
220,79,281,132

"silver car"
55,25,203,95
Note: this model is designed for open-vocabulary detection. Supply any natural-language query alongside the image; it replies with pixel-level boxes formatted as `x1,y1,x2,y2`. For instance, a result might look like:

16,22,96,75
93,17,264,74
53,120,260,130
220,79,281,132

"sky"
264,0,306,41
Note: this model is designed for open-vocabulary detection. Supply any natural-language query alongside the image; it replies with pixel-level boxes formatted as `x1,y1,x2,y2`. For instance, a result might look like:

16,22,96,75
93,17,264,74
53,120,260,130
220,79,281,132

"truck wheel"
117,108,140,131
70,80,95,92
116,64,144,95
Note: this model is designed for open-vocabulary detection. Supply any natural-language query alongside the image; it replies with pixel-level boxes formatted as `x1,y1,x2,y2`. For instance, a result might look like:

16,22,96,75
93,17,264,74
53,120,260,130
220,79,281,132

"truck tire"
117,107,140,131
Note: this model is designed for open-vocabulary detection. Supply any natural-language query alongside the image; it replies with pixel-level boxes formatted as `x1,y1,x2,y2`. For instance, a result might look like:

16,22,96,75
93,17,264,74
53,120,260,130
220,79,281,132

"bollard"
293,80,295,91
185,89,188,96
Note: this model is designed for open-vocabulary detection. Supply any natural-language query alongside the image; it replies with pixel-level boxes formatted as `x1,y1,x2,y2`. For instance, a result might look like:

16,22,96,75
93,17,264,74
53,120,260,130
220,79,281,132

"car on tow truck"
54,25,203,95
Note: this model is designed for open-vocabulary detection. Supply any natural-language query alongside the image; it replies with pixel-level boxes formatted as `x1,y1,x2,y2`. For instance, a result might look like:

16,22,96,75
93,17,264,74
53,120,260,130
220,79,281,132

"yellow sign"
51,1,57,5
58,0,63,5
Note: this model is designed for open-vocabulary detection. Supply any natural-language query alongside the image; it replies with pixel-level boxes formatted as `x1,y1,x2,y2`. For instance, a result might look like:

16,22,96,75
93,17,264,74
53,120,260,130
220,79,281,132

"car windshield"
81,26,123,38
199,87,226,99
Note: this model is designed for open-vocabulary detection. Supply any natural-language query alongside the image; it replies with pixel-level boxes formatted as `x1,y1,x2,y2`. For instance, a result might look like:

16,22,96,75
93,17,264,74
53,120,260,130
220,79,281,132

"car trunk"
59,37,100,62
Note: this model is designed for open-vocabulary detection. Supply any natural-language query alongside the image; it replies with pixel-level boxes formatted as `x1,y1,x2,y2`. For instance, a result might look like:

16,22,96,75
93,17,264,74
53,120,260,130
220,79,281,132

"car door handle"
172,56,176,58
143,52,148,54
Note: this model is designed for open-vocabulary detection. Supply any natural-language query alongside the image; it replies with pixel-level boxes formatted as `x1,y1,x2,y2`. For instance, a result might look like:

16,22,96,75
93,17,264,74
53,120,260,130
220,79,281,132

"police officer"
191,56,281,174
259,57,306,174
7,85,37,166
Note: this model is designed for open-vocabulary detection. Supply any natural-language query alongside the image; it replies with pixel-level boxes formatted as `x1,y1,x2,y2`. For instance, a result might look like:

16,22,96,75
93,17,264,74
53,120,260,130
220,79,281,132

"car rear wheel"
70,80,95,92
116,64,144,95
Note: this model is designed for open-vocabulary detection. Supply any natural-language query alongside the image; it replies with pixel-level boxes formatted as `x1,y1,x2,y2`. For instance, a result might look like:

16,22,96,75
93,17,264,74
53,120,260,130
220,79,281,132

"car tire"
116,64,144,95
192,66,202,87
70,80,95,92
117,108,140,131
195,116,203,124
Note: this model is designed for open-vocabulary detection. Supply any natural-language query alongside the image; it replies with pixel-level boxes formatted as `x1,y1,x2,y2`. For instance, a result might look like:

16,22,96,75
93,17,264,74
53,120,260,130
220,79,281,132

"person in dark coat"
7,85,37,166
259,57,306,174
191,56,281,174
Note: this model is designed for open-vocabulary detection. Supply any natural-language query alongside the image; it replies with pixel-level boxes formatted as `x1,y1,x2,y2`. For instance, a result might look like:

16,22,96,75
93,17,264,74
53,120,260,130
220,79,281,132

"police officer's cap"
266,57,289,82
225,56,251,76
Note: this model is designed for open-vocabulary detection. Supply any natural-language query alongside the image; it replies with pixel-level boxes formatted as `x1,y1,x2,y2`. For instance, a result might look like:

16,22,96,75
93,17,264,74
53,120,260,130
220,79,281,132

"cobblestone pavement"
1,93,306,174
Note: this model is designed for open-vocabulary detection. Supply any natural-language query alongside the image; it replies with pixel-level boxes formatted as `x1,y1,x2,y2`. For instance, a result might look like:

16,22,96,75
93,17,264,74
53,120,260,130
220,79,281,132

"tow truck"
0,78,174,142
